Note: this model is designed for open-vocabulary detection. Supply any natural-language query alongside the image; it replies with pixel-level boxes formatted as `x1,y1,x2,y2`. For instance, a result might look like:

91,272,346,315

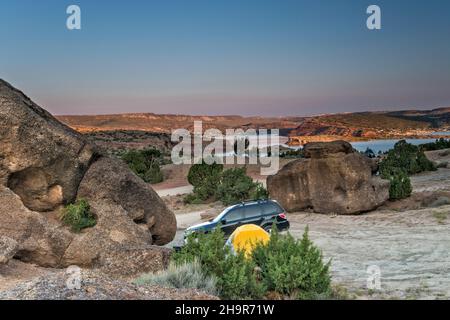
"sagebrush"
134,260,218,296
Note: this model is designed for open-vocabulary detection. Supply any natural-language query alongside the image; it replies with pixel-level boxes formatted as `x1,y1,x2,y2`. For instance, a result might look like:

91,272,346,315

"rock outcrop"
268,141,389,214
0,80,97,211
0,79,176,270
0,236,19,265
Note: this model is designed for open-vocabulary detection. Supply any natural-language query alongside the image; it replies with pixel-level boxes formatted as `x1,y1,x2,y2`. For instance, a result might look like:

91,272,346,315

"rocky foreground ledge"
0,79,176,275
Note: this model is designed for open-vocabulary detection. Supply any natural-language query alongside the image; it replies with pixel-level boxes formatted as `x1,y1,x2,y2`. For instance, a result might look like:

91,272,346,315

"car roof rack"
238,199,270,206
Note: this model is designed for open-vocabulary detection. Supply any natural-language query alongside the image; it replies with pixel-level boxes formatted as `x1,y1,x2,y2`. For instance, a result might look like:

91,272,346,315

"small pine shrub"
215,167,258,205
173,227,265,299
174,225,332,300
173,226,228,277
420,138,450,151
387,170,413,200
380,140,436,200
219,251,266,300
250,182,269,200
134,260,218,296
121,148,164,184
60,199,96,233
252,226,332,299
185,162,223,202
380,140,436,178
187,162,223,189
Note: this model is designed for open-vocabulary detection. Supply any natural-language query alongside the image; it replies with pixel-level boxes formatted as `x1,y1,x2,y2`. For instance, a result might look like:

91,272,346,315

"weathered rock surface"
268,141,389,214
0,80,97,211
0,236,19,265
77,157,176,245
0,79,176,270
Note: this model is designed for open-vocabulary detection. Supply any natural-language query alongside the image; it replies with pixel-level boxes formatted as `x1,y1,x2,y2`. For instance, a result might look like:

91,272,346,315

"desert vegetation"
163,226,331,300
59,199,96,233
184,162,268,205
134,259,218,296
120,148,165,184
380,140,436,200
420,138,450,151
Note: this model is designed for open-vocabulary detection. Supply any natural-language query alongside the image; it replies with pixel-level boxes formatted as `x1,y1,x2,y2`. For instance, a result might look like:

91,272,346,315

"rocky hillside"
56,109,450,142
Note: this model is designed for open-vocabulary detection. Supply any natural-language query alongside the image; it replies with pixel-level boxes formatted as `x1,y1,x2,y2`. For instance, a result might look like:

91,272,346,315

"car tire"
263,225,272,233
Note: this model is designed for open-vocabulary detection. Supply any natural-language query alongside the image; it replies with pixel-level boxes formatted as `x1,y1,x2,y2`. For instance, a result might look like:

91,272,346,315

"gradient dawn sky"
1,0,450,116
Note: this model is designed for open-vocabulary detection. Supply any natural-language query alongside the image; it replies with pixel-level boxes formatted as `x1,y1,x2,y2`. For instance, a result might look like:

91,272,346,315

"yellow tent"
226,224,270,257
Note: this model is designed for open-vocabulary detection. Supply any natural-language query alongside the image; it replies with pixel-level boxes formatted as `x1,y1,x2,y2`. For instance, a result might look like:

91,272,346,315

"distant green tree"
121,148,164,184
185,162,223,203
420,138,450,151
215,168,266,205
379,140,435,200
380,140,436,177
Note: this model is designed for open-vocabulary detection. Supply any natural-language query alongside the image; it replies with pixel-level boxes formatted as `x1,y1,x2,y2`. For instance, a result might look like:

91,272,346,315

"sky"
1,0,450,116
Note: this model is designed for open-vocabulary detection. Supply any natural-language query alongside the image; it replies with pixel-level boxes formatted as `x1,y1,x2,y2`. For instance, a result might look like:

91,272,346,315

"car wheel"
263,225,272,233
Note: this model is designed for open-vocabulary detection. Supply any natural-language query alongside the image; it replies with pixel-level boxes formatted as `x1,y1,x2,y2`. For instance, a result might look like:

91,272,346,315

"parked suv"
185,199,289,238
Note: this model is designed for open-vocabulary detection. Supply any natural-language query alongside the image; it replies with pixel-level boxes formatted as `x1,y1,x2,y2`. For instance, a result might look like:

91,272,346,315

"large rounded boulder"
0,79,176,271
267,141,389,214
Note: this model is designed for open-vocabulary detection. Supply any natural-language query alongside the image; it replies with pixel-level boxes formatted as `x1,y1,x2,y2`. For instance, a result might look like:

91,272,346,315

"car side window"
224,208,244,222
243,205,262,219
262,202,283,215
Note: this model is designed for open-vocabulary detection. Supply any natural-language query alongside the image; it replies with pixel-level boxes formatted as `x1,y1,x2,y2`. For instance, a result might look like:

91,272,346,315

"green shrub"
185,162,223,203
134,260,218,296
121,148,164,184
60,199,96,233
219,251,266,300
215,168,263,205
420,138,450,151
185,164,267,205
173,226,228,276
252,226,332,299
379,140,436,178
379,140,436,200
173,227,265,299
187,162,223,188
387,170,413,200
173,225,332,300
280,149,304,158
250,182,269,200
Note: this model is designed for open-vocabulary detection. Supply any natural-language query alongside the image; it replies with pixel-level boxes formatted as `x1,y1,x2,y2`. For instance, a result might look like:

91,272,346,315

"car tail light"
278,213,287,220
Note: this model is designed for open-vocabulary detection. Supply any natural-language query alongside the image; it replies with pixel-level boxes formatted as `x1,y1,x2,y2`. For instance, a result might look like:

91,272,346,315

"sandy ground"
288,208,450,299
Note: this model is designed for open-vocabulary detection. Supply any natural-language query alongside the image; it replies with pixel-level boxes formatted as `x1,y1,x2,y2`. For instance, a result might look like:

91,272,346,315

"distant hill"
56,108,450,140
56,113,300,135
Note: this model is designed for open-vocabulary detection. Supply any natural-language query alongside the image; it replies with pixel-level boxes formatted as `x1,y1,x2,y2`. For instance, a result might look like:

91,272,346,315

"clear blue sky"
1,0,450,116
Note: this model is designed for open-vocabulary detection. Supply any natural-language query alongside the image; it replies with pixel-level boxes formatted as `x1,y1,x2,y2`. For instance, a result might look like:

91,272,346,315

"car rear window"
262,202,284,215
